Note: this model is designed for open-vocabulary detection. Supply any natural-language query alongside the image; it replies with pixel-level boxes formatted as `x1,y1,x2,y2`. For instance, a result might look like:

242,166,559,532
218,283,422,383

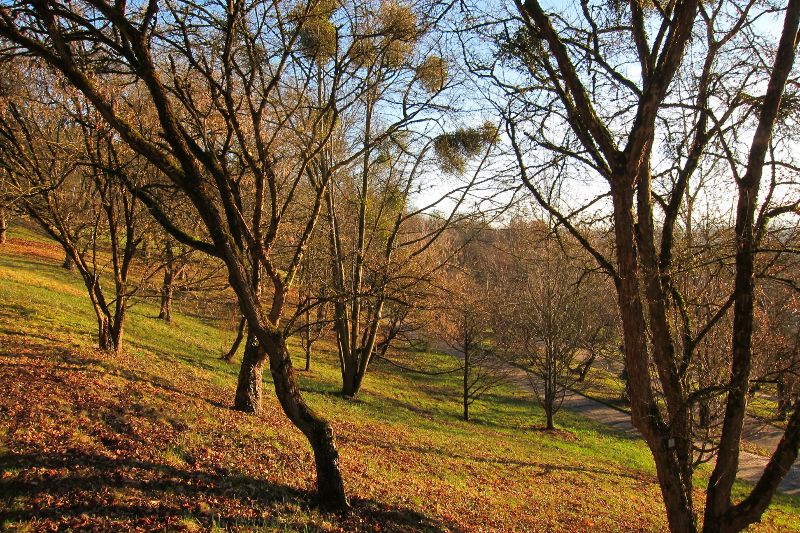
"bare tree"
0,79,146,352
302,0,499,397
435,263,507,422
472,0,800,529
0,0,351,508
492,221,616,429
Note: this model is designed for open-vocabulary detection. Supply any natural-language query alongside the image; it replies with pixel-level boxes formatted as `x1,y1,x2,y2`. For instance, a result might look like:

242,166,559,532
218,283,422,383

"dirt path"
504,363,800,495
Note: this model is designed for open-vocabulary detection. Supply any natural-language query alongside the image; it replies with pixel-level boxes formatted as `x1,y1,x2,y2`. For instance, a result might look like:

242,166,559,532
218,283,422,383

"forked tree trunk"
228,286,348,508
612,185,698,533
96,310,124,353
234,332,266,413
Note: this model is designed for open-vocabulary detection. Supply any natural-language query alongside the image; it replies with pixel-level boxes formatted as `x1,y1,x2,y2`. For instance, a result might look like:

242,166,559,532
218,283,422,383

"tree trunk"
463,343,470,421
158,267,174,322
0,207,6,244
777,378,790,421
544,380,555,430
342,352,361,398
612,184,698,533
223,317,246,362
97,316,114,352
258,329,348,509
652,450,699,533
304,303,312,371
159,240,175,322
234,332,266,413
577,352,596,382
545,398,554,430
62,252,76,271
112,313,125,354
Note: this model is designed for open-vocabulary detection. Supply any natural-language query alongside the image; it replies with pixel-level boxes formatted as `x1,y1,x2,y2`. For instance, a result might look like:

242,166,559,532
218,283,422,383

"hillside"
1,225,799,532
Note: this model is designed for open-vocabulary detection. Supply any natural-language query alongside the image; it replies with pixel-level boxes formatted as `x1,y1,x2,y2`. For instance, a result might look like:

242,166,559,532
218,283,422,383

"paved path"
504,362,800,495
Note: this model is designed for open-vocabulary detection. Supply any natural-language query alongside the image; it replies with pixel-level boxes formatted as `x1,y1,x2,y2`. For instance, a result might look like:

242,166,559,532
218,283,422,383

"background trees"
0,74,151,352
435,250,505,422
299,0,499,397
492,222,617,430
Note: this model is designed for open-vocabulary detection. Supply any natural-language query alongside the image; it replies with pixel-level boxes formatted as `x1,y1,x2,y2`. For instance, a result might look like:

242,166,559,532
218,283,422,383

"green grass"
1,222,798,532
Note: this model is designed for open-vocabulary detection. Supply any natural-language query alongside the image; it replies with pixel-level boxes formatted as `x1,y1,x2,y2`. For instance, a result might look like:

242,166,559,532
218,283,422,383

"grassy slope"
0,224,798,532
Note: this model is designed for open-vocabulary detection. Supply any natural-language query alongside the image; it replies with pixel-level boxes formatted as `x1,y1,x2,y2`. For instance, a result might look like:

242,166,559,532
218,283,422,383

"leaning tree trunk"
234,331,266,413
222,317,246,362
229,287,349,509
259,328,348,509
577,352,596,382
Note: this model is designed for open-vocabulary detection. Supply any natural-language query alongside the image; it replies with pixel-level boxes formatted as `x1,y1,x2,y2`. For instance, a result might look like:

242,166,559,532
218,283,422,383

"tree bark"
98,316,113,352
544,379,554,430
612,183,698,533
304,302,312,371
342,355,363,398
463,344,470,421
158,240,175,322
577,352,596,382
62,252,76,271
234,331,266,413
112,308,125,353
158,268,174,322
0,207,6,244
258,329,348,509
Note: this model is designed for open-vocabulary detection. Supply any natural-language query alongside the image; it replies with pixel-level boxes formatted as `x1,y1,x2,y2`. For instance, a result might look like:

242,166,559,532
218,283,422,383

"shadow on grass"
0,451,459,532
0,328,459,531
0,335,232,414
